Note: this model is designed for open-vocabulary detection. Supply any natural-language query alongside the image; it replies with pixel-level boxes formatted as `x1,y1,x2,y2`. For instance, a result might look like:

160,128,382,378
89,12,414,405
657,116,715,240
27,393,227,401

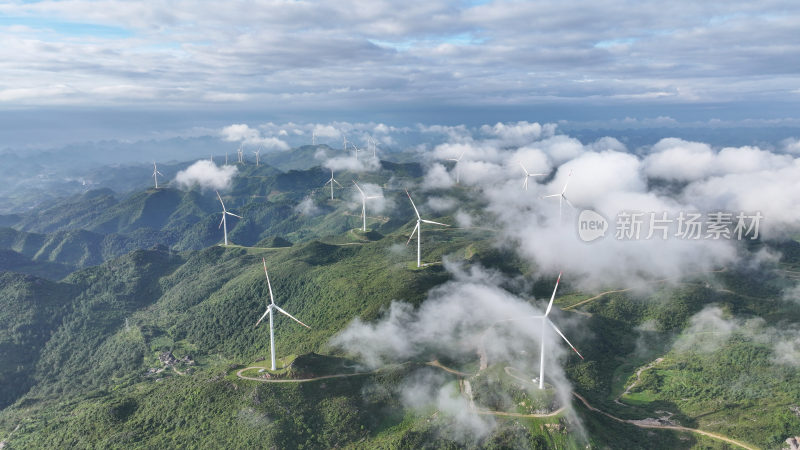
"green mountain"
0,159,798,449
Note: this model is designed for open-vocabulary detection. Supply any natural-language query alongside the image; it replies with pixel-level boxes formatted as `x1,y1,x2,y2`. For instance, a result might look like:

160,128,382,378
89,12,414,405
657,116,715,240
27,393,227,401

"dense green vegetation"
0,158,798,449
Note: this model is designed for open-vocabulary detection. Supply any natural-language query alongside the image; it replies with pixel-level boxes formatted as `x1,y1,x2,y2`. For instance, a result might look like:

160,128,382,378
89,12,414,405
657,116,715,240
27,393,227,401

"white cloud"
220,124,289,150
643,138,792,182
174,160,238,190
295,196,321,216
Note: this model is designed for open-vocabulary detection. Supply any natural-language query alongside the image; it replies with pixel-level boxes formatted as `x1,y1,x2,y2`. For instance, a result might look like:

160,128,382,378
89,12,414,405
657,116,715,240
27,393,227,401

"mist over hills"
0,126,799,449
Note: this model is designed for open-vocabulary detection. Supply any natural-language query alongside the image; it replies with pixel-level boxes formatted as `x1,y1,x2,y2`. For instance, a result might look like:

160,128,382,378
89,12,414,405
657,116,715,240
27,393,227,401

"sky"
1,1,800,146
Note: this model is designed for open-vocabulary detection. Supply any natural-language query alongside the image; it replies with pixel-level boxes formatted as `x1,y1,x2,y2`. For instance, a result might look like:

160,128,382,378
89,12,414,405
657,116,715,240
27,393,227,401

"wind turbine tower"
152,162,163,189
447,152,465,184
520,163,545,191
406,190,449,267
534,272,584,389
542,170,574,223
216,190,243,246
353,181,382,231
254,259,311,371
323,169,343,200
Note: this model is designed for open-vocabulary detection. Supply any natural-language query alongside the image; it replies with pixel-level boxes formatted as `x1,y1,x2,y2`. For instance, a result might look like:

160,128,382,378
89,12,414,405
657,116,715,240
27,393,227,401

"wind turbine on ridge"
368,136,378,157
406,190,449,268
532,272,583,389
323,168,343,200
216,190,242,246
353,181,382,231
237,145,244,164
253,148,261,166
152,162,163,189
542,170,574,223
254,258,310,371
520,162,545,191
448,152,465,184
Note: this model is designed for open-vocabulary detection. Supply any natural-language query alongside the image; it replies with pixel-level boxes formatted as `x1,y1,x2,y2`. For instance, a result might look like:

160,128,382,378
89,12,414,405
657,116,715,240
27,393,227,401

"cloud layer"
174,160,238,190
1,0,799,121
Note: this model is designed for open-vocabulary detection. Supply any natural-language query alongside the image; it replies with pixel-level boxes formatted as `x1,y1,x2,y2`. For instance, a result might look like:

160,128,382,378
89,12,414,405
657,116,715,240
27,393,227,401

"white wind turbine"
216,190,242,246
351,142,361,160
323,168,343,200
237,145,244,164
533,272,584,389
520,162,545,191
152,162,163,189
253,148,261,166
448,152,465,184
353,181,382,231
343,135,348,152
368,136,378,157
542,170,574,223
406,190,449,268
254,258,310,371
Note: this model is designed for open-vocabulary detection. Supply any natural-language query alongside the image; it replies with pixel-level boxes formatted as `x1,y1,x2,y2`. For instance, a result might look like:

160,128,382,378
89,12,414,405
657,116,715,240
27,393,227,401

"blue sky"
1,0,799,145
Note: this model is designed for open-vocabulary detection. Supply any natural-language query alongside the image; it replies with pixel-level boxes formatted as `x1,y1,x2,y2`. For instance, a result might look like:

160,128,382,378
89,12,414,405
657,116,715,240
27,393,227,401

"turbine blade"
421,219,449,227
216,190,225,211
227,212,243,219
263,258,275,305
564,196,575,209
544,272,562,317
406,222,419,245
520,162,529,175
255,307,270,327
333,179,344,188
405,190,421,219
273,305,311,328
366,195,382,199
523,177,528,190
561,170,573,194
352,180,364,195
548,320,584,359
542,194,560,198
157,171,163,176
218,216,225,229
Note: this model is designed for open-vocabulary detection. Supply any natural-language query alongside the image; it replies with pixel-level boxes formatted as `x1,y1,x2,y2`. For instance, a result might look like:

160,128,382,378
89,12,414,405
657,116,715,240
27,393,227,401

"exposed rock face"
785,436,800,450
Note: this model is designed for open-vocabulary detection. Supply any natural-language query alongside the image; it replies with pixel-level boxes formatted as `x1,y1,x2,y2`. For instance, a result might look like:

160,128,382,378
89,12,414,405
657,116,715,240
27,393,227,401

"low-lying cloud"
174,160,238,190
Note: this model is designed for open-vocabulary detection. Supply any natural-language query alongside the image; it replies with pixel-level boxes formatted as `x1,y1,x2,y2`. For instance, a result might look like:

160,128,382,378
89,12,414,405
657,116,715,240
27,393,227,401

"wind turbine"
343,135,348,152
351,142,361,160
225,152,229,165
542,170,574,223
447,152,465,184
237,145,244,164
254,258,310,371
216,190,242,246
323,168,343,200
368,136,378,157
533,272,583,389
312,130,316,145
253,148,261,166
520,163,545,191
406,190,449,268
152,162,163,189
353,181,382,231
